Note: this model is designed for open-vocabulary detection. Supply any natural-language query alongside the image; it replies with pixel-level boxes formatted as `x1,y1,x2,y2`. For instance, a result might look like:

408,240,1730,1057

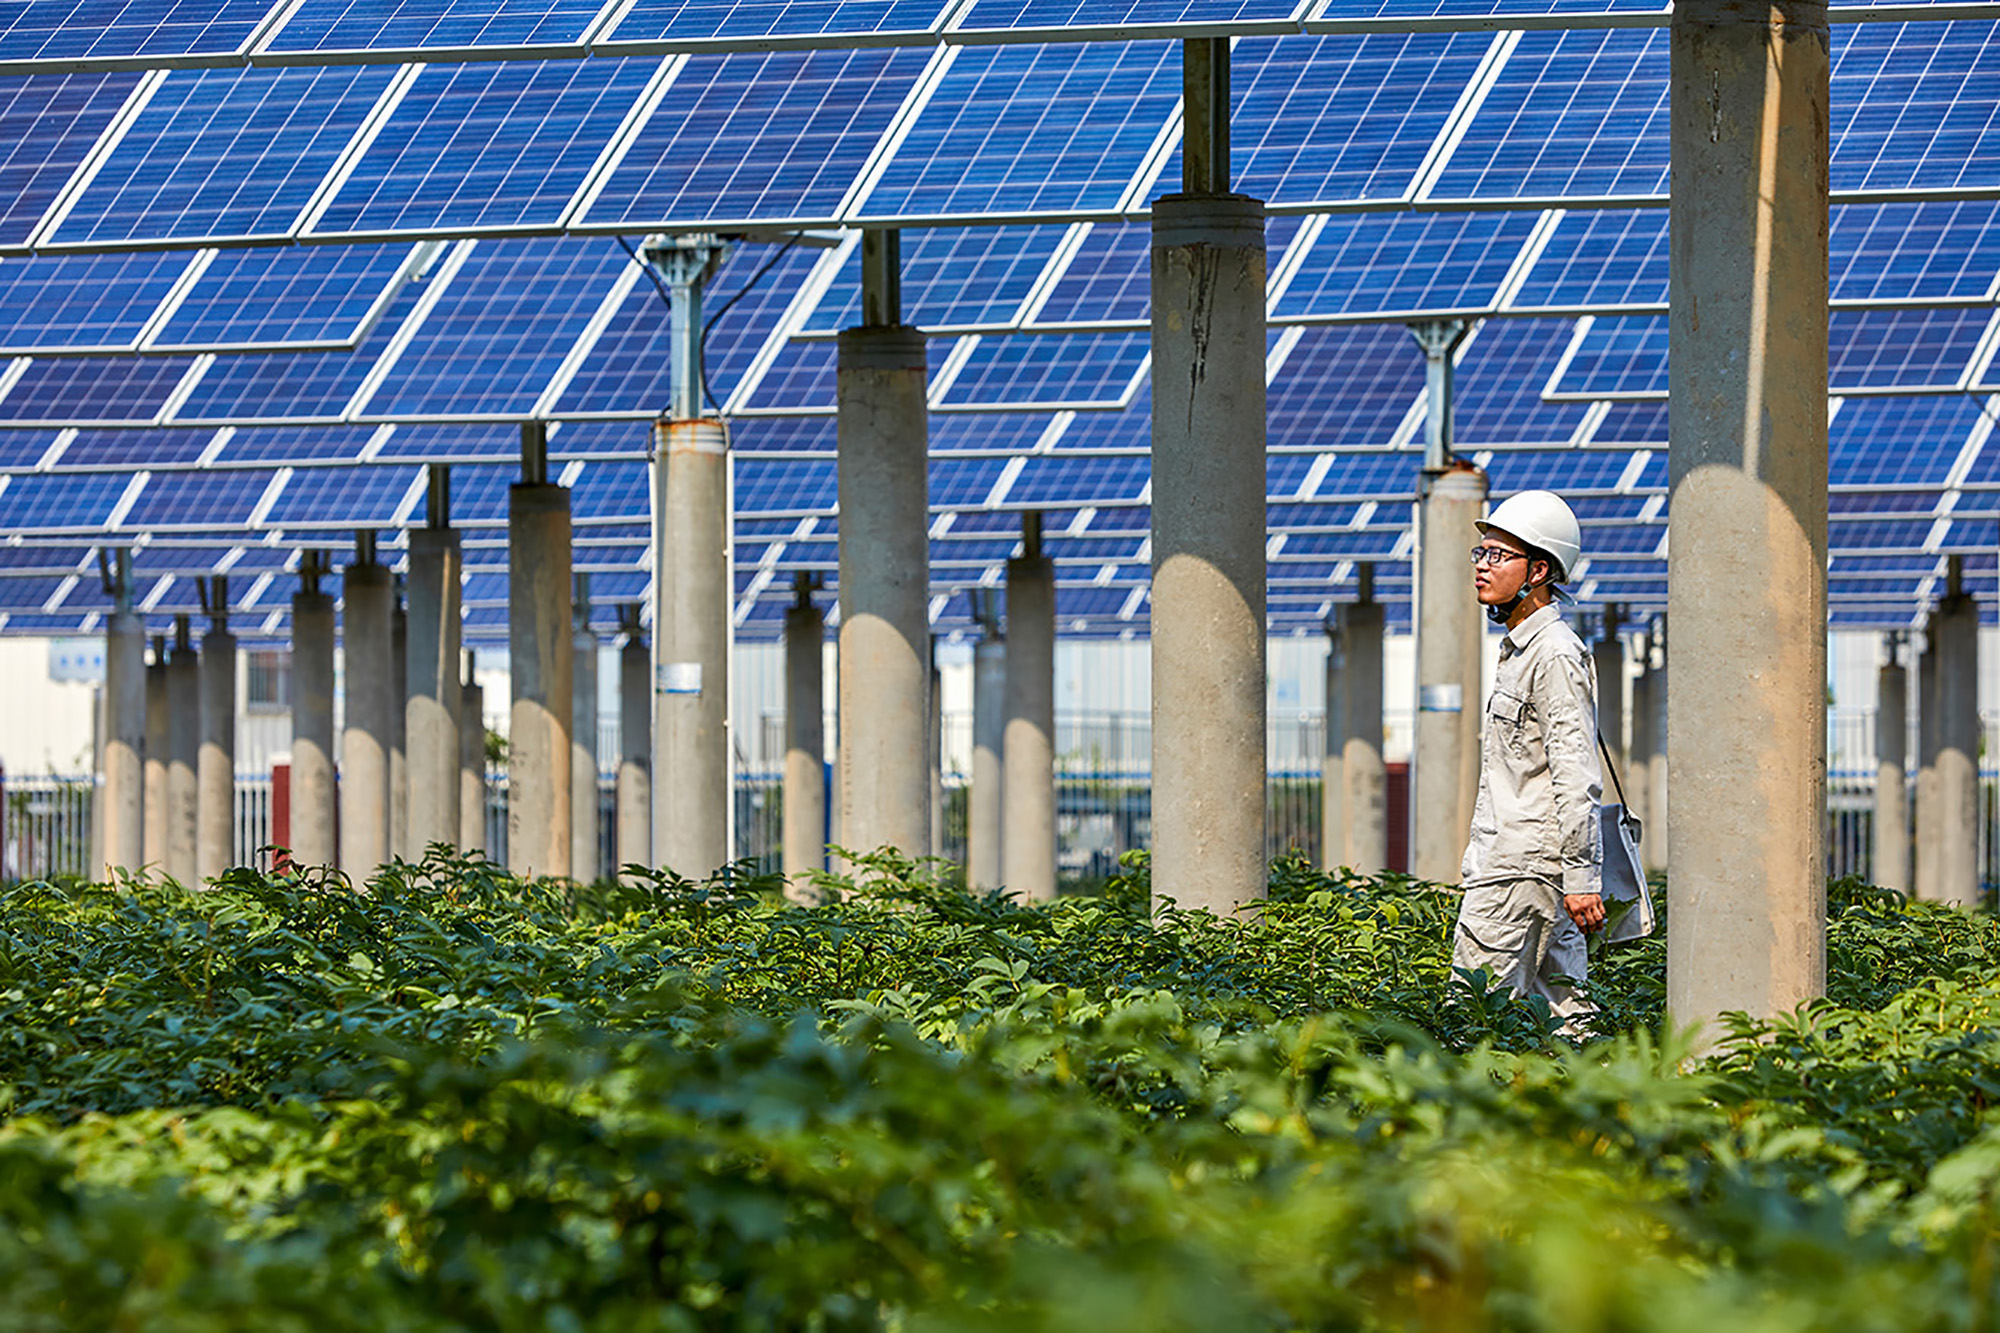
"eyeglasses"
1468,546,1529,568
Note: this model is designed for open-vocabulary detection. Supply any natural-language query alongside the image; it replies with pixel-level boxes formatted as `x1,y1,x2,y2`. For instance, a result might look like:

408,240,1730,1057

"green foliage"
4,850,2000,1329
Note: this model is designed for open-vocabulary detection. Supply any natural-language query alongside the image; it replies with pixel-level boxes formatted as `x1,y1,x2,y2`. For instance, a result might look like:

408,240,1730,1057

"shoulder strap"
1596,731,1632,810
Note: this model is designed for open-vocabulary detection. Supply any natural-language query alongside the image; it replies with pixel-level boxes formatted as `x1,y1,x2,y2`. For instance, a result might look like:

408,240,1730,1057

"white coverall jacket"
1451,603,1604,1028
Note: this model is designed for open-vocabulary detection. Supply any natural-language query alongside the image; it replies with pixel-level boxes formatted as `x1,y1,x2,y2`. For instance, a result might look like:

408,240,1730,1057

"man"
1452,489,1603,1036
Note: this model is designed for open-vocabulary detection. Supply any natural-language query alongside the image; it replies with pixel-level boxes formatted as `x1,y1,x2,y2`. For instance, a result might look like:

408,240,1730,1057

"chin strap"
1487,575,1573,625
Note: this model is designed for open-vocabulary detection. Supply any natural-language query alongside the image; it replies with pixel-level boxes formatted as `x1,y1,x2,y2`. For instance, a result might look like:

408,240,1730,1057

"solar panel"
217,424,379,461
1832,201,2000,302
1548,314,1662,397
604,0,950,44
806,225,1068,330
313,60,660,234
260,463,423,526
150,244,423,349
0,0,274,62
1267,324,1425,448
1829,308,1994,389
956,0,1300,28
52,66,398,245
122,467,278,528
0,73,145,246
0,354,203,424
264,0,608,52
936,330,1149,408
0,471,135,529
1829,21,2000,193
0,251,195,353
588,49,931,226
736,455,835,513
1274,211,1542,316
1454,317,1591,441
1510,208,1663,308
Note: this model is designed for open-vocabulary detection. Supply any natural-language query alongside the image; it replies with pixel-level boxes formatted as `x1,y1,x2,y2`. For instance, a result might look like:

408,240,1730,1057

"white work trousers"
1450,877,1596,1036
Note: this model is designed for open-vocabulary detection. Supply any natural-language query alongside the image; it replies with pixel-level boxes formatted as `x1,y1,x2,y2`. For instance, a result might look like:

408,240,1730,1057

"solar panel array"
0,2,1997,643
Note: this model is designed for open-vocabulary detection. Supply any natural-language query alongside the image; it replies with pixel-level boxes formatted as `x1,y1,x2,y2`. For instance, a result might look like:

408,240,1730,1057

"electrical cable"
618,232,807,416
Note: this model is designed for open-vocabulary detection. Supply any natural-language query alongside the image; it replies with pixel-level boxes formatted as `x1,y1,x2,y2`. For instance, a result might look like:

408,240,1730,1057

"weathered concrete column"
1342,569,1389,873
1915,627,1941,901
1873,637,1909,894
165,618,199,886
144,637,168,876
1628,643,1653,830
1932,562,1980,907
783,578,826,898
616,615,650,875
406,508,462,857
571,575,600,884
930,647,945,861
836,240,930,860
290,562,337,870
1666,0,1829,1037
460,667,487,855
101,555,145,877
1645,622,1670,871
1002,516,1057,900
651,418,730,878
340,547,394,878
510,449,574,879
1594,604,1625,780
1322,619,1345,872
196,580,236,882
390,590,408,861
1150,44,1266,914
1412,459,1486,882
967,603,1006,891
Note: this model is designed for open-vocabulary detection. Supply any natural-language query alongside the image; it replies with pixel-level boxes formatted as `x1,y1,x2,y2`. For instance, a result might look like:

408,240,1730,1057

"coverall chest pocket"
1488,688,1534,756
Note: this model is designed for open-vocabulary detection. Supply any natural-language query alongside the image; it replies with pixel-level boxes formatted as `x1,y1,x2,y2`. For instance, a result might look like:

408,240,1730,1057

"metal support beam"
521,421,548,486
1182,38,1231,195
1409,319,1471,472
427,462,450,529
643,233,730,420
861,229,902,328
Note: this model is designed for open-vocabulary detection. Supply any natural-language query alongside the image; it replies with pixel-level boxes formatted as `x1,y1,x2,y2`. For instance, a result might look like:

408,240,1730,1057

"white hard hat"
1476,490,1582,584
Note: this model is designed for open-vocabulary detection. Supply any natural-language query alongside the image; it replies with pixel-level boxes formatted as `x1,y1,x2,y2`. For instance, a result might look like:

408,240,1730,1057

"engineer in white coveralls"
1451,489,1604,1035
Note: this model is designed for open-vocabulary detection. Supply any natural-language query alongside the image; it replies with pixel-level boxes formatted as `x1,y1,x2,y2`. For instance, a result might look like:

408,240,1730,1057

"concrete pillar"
1412,461,1486,883
460,671,486,856
1915,629,1941,902
390,591,408,861
836,317,931,859
930,647,945,862
1667,0,1829,1037
101,575,145,876
1932,564,1979,907
405,524,462,856
1873,639,1908,893
651,419,731,878
1003,519,1057,900
571,577,600,884
1321,620,1345,872
616,620,650,876
1645,624,1669,871
1594,605,1625,779
340,554,394,878
164,618,199,885
197,584,235,882
967,617,1006,891
291,571,338,870
143,638,168,876
1628,647,1652,828
1149,183,1267,913
1342,575,1388,873
783,580,826,898
510,479,574,878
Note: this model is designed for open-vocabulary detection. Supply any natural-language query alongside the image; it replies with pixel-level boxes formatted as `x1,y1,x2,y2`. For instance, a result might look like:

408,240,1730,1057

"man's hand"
1564,893,1605,933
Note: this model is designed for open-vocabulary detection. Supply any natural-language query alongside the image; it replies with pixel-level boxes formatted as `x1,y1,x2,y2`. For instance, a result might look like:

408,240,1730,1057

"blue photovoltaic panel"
547,419,653,456
0,74,143,246
1832,202,2000,302
1486,448,1650,493
61,427,213,466
1274,211,1541,317
1297,451,1417,500
1830,308,1992,389
55,67,396,244
121,468,275,528
1830,489,1936,515
1312,0,1665,17
1511,209,1665,308
317,61,658,233
1594,399,1664,443
932,455,1010,506
152,245,418,348
1219,34,1492,204
1550,315,1663,396
607,0,948,42
938,331,1149,408
0,0,273,60
219,425,378,461
1268,325,1425,450
591,49,925,226
260,464,420,525
727,415,837,452
174,273,432,420
1827,519,1937,551
569,459,648,519
431,462,514,523
559,242,823,415
1032,221,1149,323
369,237,629,416
739,338,837,411
862,42,1182,217
370,422,520,457
1054,394,1149,450
0,472,132,528
807,227,1067,331
1455,318,1591,441
737,456,835,513
0,576,68,609
266,0,606,51
1430,29,1669,200
929,412,1058,452
0,355,200,423
0,431,60,467
0,251,193,352
958,0,1297,26
1830,22,2000,193
1008,453,1148,505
